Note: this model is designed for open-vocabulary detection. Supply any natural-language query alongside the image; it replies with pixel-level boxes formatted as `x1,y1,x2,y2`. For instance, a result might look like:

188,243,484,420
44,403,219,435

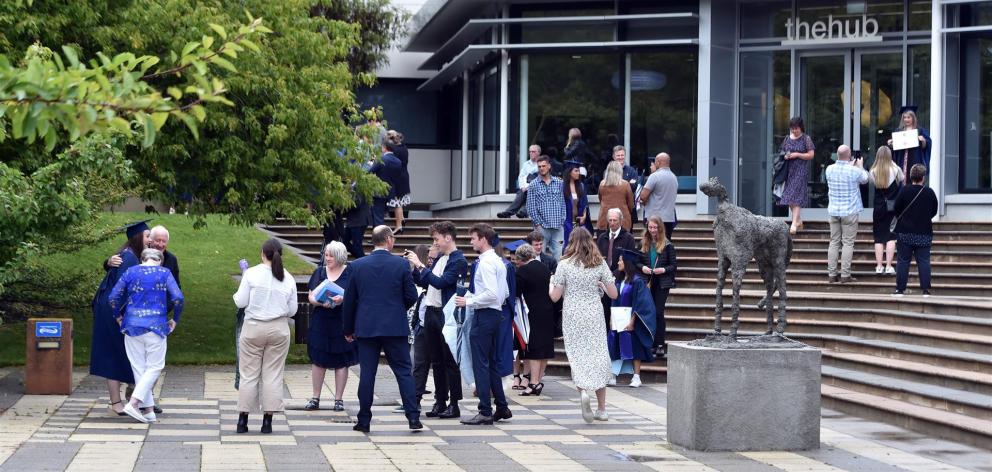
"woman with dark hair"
868,146,905,275
892,164,939,297
386,130,411,235
778,116,815,234
92,220,150,416
304,241,357,412
635,216,676,358
562,160,593,248
233,239,298,434
608,249,657,388
550,228,619,423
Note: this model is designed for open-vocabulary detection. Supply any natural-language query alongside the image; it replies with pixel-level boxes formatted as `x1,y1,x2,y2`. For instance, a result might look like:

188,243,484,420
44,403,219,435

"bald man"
824,145,868,283
639,152,679,238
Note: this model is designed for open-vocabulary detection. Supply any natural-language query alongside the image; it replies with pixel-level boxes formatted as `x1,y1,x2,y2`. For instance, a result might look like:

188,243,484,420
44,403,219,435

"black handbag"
890,187,923,234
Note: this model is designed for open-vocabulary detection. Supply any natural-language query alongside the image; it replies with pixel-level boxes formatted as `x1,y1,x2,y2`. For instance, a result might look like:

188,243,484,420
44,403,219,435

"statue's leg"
714,257,728,334
776,271,788,335
730,265,746,338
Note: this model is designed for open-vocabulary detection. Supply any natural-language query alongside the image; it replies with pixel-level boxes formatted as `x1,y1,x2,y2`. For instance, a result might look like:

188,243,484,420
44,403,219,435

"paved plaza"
0,365,988,471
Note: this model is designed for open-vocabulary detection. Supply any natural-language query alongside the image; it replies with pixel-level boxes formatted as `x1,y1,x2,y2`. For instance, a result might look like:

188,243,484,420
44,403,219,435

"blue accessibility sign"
35,321,62,338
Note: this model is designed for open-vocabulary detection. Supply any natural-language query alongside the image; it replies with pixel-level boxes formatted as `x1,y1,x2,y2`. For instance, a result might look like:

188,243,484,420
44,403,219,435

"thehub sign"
782,14,883,46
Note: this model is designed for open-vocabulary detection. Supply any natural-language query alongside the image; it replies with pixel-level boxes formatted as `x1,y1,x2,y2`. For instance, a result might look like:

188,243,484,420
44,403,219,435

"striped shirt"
825,160,869,217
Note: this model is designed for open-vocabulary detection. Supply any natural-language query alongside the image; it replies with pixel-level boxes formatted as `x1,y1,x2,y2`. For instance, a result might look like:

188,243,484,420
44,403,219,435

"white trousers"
124,332,167,408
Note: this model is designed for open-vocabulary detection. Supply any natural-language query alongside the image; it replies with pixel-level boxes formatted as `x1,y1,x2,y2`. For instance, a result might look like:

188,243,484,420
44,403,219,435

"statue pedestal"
666,342,821,451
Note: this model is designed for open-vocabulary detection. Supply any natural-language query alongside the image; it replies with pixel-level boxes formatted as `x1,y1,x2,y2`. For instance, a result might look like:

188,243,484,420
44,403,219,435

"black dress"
515,260,558,360
306,265,359,369
871,180,901,244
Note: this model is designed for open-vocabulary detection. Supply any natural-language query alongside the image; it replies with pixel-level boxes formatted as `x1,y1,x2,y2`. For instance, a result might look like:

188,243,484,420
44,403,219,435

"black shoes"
438,404,460,419
515,211,528,218
236,412,249,434
304,398,320,411
260,413,273,434
460,413,494,425
353,422,370,433
425,403,446,418
497,211,512,218
520,383,544,396
493,407,513,422
409,418,424,430
153,406,163,414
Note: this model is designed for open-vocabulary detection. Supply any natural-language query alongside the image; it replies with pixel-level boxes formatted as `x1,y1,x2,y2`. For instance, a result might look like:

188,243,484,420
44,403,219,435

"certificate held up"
891,129,919,151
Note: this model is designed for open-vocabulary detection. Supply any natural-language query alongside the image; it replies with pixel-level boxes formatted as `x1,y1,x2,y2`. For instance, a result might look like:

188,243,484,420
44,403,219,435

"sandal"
520,382,544,396
333,399,344,411
304,397,320,410
108,400,127,416
512,374,524,390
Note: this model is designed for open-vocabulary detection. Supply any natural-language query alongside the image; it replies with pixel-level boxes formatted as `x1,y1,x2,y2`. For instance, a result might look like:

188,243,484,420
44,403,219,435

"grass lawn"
0,212,315,366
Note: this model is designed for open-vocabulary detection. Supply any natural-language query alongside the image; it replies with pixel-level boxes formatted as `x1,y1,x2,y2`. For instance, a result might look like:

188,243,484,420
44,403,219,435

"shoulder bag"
890,187,924,234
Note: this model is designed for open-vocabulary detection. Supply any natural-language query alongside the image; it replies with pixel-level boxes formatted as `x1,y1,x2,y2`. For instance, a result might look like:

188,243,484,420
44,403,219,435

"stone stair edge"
821,364,992,411
665,303,992,327
825,351,992,386
675,276,992,291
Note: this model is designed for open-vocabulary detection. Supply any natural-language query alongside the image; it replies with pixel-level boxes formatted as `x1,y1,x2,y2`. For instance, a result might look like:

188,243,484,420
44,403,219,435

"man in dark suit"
342,192,371,259
343,226,422,433
405,220,468,419
596,208,636,332
370,136,403,227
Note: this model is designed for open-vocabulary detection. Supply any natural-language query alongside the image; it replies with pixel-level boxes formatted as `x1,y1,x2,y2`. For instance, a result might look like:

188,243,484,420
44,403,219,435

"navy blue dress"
307,265,359,369
90,247,138,384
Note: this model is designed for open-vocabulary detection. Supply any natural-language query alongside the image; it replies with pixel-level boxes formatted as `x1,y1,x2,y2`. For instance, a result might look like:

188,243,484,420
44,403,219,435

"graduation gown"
563,183,593,248
895,126,932,171
608,276,657,374
90,247,138,384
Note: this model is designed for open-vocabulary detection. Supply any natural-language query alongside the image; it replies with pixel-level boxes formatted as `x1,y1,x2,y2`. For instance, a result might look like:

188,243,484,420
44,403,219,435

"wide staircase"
261,217,992,449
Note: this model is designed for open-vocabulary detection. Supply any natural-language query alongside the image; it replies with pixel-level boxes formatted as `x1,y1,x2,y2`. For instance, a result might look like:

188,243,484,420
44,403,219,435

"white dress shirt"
424,254,448,308
466,249,508,310
233,264,299,321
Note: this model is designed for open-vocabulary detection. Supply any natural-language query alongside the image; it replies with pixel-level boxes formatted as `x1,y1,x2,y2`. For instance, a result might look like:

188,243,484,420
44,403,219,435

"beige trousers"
238,317,290,413
828,213,860,277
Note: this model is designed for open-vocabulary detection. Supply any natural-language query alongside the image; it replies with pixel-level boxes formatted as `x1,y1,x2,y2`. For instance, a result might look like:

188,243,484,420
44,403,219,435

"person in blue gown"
92,220,149,415
304,241,358,412
562,160,593,248
608,249,657,388
888,106,932,174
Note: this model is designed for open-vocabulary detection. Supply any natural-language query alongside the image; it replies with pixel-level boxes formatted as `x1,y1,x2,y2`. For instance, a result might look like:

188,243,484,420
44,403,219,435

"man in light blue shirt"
825,145,869,283
497,145,542,219
526,156,566,259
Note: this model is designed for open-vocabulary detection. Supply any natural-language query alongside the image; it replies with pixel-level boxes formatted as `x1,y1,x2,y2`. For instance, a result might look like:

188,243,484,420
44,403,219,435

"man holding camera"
825,145,869,283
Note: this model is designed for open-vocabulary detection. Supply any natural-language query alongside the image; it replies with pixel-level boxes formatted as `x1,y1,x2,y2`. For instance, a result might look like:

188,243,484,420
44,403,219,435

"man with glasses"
497,144,542,219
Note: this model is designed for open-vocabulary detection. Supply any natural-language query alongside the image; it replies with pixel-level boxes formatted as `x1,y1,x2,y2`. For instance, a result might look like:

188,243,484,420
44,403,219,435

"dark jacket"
343,193,372,229
392,144,411,197
370,152,403,200
564,139,591,167
893,184,938,236
539,253,558,274
342,249,418,338
596,228,637,272
515,260,558,318
634,243,677,290
163,250,181,289
414,249,468,307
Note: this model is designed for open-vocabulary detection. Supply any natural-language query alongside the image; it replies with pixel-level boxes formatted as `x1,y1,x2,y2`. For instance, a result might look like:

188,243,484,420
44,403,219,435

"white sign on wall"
782,14,883,46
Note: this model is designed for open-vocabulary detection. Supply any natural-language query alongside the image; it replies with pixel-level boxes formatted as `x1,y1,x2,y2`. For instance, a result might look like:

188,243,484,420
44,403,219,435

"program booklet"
313,279,345,306
610,307,632,332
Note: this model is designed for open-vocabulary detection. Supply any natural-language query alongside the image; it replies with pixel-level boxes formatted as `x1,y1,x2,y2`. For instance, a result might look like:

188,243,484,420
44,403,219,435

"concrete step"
821,384,992,449
675,276,990,298
666,303,992,337
823,351,992,396
673,265,990,286
667,313,992,353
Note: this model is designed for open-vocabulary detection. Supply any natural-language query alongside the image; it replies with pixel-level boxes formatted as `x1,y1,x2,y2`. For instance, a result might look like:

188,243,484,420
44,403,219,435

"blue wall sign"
35,321,62,338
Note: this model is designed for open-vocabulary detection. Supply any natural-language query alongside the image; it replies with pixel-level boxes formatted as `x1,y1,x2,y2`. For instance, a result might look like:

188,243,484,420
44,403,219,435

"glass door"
855,50,903,209
799,52,851,211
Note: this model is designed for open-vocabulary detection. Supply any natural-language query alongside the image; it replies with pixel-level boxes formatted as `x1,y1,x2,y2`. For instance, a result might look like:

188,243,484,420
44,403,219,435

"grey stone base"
667,342,822,451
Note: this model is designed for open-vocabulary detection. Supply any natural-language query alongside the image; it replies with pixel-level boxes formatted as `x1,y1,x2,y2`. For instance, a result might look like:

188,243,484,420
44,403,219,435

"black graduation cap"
899,105,918,115
563,160,583,172
122,219,152,239
619,248,644,266
503,239,526,252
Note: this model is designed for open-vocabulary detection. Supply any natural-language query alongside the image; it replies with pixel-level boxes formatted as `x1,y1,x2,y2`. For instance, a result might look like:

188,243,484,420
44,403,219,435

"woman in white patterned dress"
550,228,619,423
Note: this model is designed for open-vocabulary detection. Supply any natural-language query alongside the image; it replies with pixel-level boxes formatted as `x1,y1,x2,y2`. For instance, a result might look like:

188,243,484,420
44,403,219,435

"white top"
518,159,539,189
233,264,299,321
424,254,448,308
466,249,508,311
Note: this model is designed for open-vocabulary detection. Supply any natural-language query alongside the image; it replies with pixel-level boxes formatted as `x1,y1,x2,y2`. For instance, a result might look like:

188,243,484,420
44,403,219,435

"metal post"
498,6,510,195
461,71,469,201
929,0,943,217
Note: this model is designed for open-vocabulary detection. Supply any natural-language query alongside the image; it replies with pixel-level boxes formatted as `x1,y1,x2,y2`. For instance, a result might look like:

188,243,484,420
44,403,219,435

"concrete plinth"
667,342,822,451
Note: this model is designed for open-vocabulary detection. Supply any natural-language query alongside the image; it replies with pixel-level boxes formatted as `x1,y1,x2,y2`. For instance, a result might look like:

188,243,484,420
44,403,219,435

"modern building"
359,0,992,221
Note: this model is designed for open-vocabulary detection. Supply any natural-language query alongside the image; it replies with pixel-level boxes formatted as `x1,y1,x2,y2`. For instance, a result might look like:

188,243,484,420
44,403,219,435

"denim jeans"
539,226,564,260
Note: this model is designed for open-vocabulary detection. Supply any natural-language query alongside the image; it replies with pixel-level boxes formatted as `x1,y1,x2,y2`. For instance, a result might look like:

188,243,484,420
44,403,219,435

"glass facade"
961,37,992,192
629,50,699,179
738,50,791,216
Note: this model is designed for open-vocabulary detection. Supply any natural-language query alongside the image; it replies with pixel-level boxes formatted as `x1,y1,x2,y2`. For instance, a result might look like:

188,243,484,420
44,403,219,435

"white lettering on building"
782,14,882,45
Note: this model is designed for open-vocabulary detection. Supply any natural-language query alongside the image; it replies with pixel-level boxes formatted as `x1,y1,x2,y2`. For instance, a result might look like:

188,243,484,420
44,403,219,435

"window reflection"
961,37,992,191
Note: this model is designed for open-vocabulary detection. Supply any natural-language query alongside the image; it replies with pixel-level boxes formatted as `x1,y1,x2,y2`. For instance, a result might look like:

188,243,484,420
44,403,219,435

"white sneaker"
629,375,642,388
579,391,593,424
143,411,157,423
875,265,884,274
885,266,896,275
122,403,149,423
594,409,609,421
607,375,617,386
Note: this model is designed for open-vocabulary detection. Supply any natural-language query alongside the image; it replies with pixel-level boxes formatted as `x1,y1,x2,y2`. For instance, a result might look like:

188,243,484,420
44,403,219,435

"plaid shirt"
825,160,869,217
526,176,566,229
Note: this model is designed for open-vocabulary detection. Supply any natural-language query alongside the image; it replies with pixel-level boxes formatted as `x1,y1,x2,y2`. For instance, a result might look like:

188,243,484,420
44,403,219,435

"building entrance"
798,48,903,215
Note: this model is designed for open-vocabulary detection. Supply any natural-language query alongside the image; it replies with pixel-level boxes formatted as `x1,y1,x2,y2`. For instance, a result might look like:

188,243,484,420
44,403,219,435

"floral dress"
551,259,615,390
778,134,814,207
